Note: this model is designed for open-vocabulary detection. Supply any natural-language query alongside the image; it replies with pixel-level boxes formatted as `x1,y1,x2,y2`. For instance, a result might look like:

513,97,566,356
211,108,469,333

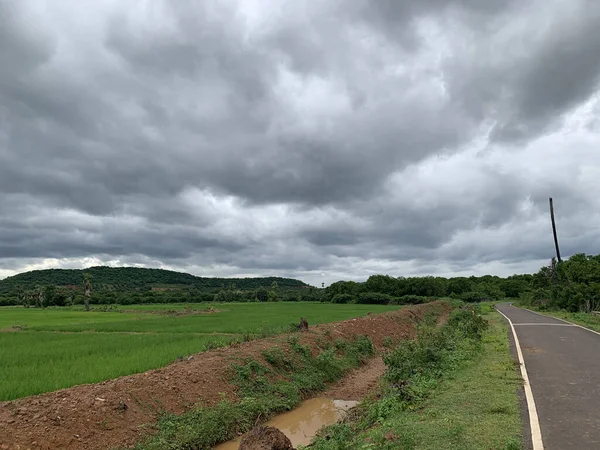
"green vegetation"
309,307,522,450
0,302,397,401
324,274,532,305
133,335,375,450
0,333,234,401
0,302,397,333
0,266,307,292
0,266,311,306
3,254,600,310
519,254,600,313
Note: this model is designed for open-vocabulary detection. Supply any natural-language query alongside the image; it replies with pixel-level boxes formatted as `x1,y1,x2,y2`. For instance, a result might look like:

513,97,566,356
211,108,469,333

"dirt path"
0,301,450,450
321,356,386,401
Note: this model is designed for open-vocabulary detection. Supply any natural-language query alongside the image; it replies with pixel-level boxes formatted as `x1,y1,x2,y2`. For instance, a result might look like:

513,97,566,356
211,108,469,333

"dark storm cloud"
444,2,600,143
1,0,600,282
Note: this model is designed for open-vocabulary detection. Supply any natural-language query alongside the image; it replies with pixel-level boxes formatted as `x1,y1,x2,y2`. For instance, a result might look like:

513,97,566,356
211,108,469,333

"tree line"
1,255,599,311
520,254,600,312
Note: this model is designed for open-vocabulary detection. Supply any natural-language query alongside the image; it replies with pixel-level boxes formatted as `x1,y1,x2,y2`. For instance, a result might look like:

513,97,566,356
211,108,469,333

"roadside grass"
132,335,375,450
309,308,523,450
0,303,399,401
0,332,235,401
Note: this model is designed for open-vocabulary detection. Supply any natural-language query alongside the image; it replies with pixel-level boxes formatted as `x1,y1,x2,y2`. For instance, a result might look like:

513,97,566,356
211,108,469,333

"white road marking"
496,307,545,450
514,305,600,338
513,323,576,327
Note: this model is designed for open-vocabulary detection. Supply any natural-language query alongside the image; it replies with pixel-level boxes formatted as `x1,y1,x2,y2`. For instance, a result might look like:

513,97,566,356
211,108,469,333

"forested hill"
0,266,309,294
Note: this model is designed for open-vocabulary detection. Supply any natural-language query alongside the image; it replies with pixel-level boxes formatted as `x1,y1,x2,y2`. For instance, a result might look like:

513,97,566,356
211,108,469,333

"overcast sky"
2,0,600,285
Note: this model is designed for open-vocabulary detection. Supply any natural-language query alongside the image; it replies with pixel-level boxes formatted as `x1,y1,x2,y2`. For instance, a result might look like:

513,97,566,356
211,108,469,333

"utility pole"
549,197,562,263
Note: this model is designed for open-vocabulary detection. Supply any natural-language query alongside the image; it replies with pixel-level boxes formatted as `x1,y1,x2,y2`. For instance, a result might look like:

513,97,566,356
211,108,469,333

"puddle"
213,398,359,450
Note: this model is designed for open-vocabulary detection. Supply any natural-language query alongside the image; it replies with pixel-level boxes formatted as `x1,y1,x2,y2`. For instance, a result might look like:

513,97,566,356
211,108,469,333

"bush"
331,293,356,304
447,308,489,339
384,306,487,384
458,291,490,302
355,292,395,305
399,295,429,304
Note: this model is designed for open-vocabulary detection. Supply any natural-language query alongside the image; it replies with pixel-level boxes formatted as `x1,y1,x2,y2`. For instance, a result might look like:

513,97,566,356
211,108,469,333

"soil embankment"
0,301,450,450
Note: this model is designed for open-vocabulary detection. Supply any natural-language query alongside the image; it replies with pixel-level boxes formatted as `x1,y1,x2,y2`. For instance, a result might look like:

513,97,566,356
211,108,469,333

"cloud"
1,0,600,285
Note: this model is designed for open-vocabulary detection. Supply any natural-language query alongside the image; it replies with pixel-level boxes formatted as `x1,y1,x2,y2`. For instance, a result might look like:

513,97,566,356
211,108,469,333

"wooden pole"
549,197,562,263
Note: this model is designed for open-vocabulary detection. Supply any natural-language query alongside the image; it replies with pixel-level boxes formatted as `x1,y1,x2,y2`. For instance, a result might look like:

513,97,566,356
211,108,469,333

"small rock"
95,397,106,402
2,443,9,449
116,401,128,412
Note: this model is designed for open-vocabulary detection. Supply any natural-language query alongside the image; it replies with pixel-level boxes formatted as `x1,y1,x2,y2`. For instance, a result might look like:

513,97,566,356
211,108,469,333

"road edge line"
514,304,600,338
496,307,544,450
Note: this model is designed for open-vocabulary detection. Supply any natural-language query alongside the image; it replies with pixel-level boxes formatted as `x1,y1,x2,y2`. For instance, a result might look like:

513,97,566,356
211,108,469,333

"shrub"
331,293,356,304
355,292,395,305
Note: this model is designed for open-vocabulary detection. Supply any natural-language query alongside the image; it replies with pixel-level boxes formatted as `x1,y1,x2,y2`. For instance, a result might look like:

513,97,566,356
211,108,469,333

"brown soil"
238,426,294,450
321,356,386,401
0,301,450,450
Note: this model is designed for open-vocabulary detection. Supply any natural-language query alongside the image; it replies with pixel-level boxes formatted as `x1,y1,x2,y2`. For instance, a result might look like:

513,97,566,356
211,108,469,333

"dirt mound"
239,426,294,450
0,301,450,450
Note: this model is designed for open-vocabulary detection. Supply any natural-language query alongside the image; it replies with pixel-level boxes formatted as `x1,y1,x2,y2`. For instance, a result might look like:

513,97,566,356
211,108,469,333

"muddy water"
213,398,358,450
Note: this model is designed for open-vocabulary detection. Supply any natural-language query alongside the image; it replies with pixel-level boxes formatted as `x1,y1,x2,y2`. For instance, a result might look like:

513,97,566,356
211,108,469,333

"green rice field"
0,302,399,401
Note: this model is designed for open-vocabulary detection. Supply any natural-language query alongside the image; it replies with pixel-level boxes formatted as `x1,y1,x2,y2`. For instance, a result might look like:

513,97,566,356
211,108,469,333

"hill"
0,266,309,294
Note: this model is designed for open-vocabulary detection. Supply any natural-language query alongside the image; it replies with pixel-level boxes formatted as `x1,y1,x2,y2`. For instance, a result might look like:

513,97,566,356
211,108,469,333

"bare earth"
321,356,386,401
0,301,449,450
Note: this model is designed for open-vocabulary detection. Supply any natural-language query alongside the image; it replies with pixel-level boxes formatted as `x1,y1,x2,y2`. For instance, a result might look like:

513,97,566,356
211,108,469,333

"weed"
310,308,522,450
135,335,375,450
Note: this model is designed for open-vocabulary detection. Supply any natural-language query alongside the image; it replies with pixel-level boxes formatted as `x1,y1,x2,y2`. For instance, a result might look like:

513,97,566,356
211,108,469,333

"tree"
448,278,472,295
16,285,27,308
44,285,56,306
83,273,92,311
255,288,269,302
269,281,279,302
34,286,45,308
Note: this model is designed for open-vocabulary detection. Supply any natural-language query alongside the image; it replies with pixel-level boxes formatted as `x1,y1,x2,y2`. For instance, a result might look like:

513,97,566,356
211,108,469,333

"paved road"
496,303,600,450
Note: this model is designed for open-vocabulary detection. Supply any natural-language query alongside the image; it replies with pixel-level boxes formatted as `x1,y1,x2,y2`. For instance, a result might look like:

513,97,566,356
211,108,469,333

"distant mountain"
0,266,309,294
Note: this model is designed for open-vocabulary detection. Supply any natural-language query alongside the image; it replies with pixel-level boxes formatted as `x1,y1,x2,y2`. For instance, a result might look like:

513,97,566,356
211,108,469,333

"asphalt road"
496,303,600,450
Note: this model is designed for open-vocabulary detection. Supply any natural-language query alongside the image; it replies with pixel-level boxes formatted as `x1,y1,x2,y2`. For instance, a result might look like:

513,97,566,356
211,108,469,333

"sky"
2,0,600,286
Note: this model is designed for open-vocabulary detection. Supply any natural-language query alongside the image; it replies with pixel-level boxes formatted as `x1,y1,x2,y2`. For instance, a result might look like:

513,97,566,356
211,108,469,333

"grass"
0,332,234,401
310,308,523,450
133,335,375,450
0,302,398,401
1,302,399,334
